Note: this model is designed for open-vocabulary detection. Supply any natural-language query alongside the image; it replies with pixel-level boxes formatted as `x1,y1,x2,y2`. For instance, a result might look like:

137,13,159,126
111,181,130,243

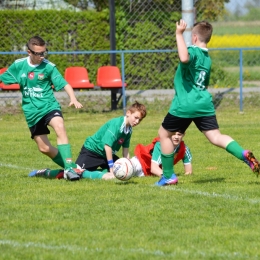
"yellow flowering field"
208,35,260,48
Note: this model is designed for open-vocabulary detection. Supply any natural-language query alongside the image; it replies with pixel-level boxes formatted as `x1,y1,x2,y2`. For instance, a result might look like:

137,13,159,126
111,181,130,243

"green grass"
1,108,260,260
212,21,260,35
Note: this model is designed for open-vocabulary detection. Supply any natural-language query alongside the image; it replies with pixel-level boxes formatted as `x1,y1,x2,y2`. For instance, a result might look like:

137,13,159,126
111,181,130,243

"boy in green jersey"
0,36,83,181
29,101,146,180
29,132,191,181
157,20,260,186
75,101,146,178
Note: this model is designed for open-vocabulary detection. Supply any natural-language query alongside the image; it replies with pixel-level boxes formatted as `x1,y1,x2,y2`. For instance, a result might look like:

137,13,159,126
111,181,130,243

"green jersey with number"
152,142,192,165
169,45,215,118
84,116,132,158
0,57,67,127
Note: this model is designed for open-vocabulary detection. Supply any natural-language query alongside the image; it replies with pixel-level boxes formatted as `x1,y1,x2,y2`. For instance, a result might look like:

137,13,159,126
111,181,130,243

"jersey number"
196,71,206,90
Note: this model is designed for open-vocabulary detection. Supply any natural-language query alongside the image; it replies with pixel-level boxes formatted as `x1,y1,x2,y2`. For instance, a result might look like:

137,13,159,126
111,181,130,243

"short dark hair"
27,36,46,49
192,21,213,44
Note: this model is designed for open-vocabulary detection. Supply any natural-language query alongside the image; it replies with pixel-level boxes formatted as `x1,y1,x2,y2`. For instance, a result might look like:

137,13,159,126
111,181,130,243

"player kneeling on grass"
29,101,147,180
131,131,192,184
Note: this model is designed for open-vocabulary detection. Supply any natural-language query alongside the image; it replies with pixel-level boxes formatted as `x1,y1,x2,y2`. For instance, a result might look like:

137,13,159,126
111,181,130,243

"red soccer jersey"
134,137,186,176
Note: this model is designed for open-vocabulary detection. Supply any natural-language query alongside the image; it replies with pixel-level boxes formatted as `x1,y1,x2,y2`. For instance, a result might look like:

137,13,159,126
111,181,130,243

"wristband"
108,159,114,168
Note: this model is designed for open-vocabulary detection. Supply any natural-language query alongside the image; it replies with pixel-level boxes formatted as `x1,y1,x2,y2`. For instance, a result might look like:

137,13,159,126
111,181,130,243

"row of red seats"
0,66,127,90
65,66,127,89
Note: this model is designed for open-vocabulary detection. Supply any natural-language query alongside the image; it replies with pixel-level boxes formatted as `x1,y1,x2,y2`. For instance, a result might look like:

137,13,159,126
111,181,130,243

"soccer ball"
112,158,134,181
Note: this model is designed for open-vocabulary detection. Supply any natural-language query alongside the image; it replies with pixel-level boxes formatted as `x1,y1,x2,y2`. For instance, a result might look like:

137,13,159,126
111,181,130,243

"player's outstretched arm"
151,161,163,177
122,147,129,159
104,145,114,174
184,163,192,175
176,19,189,63
63,84,83,108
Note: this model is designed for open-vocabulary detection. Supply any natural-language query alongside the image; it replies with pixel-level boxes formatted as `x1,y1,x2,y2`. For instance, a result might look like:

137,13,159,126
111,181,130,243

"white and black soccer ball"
112,158,134,181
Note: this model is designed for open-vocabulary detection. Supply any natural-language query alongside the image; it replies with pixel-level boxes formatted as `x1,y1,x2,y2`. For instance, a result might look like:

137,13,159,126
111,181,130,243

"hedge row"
0,9,183,89
0,10,244,89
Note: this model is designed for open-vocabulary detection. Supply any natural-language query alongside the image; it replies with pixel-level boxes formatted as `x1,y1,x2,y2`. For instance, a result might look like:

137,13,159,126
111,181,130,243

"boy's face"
126,110,143,127
171,132,184,146
27,44,48,65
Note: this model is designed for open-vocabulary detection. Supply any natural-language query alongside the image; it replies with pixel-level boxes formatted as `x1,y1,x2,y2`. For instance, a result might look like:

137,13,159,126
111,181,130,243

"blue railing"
1,47,260,112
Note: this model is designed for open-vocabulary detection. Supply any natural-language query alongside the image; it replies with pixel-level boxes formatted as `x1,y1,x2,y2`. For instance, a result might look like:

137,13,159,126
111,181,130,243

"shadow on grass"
193,177,225,183
213,88,234,109
115,180,138,185
247,181,260,185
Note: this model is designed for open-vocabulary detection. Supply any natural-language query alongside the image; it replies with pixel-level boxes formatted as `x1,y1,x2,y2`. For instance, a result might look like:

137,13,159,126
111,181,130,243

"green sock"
82,170,106,179
44,169,63,178
226,140,244,160
57,144,77,169
52,151,64,168
161,152,174,179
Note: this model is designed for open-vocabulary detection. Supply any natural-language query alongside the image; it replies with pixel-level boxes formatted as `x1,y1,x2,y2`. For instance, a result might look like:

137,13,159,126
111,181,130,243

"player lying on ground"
29,101,147,179
0,36,83,181
131,131,192,184
29,132,192,183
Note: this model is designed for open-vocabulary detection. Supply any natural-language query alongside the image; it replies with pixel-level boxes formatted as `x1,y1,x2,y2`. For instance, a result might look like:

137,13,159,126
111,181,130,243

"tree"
64,0,230,21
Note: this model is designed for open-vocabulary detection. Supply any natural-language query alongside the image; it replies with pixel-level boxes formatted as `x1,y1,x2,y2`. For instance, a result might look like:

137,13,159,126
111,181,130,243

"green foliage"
210,63,237,87
0,10,111,77
240,7,260,21
194,0,229,21
63,0,90,10
0,4,257,90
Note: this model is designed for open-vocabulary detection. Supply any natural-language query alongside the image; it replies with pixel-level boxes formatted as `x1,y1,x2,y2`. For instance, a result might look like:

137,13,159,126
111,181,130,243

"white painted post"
182,0,194,47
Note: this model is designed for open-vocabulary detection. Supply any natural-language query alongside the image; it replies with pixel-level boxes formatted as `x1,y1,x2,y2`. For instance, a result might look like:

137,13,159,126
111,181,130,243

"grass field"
212,21,260,35
1,107,260,260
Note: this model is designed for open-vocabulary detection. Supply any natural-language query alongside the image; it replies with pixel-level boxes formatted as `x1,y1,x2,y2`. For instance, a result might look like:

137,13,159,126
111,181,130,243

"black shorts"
29,110,63,139
75,146,120,171
161,113,219,133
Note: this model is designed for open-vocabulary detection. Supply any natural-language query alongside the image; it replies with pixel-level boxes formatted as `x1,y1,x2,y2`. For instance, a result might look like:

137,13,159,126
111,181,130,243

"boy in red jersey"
131,132,192,184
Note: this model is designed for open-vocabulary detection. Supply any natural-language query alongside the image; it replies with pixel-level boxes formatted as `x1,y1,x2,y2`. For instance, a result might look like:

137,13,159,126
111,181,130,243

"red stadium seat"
64,67,94,89
96,66,127,89
0,67,20,90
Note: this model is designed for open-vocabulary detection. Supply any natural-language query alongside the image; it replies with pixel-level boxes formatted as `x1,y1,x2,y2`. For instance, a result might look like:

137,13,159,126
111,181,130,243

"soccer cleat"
74,166,85,176
155,173,178,186
64,167,80,181
242,150,260,177
56,168,84,179
56,171,65,179
28,168,50,177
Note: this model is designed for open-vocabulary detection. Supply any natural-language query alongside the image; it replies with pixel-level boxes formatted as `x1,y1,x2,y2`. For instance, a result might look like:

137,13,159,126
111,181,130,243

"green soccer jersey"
0,57,67,127
152,142,192,165
84,116,132,158
169,45,215,118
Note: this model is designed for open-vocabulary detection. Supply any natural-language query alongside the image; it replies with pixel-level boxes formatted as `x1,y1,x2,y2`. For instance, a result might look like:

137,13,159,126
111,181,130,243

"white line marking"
162,186,260,204
0,162,31,170
0,240,257,258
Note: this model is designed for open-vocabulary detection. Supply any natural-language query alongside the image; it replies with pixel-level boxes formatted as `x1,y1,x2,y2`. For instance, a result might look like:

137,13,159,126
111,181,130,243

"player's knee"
38,144,51,154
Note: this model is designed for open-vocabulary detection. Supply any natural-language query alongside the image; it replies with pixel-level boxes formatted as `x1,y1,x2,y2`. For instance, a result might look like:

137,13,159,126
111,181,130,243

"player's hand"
176,19,187,34
102,172,115,180
68,100,83,108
